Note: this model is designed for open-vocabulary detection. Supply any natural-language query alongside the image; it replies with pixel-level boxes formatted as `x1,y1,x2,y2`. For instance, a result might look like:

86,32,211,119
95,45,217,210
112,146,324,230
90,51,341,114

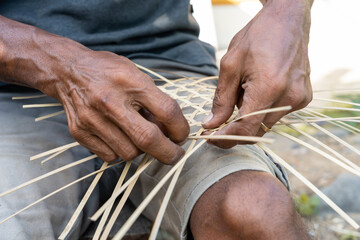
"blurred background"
191,0,360,90
190,1,360,239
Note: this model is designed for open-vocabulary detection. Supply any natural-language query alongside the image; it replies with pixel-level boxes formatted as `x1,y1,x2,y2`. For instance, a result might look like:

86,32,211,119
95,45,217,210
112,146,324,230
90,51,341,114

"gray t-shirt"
0,0,218,76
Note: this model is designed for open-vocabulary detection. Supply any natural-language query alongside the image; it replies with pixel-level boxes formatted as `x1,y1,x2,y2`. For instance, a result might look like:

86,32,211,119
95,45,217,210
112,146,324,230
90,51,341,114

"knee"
219,171,296,234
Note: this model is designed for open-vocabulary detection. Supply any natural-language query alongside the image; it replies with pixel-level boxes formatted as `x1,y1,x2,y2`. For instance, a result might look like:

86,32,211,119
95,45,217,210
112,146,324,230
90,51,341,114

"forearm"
0,15,90,97
256,0,313,45
260,0,313,7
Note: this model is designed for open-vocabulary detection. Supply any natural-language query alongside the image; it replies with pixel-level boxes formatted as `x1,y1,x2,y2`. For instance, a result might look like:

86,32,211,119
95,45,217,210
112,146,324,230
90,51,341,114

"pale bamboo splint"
0,154,97,198
99,156,150,240
283,123,360,173
258,144,360,230
2,64,360,238
0,161,122,225
303,109,360,134
93,160,133,240
12,94,47,100
58,162,109,240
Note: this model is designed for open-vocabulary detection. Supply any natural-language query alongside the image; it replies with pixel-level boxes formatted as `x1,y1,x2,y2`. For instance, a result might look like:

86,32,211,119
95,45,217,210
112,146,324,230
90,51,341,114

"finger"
139,108,167,135
137,84,189,143
209,113,266,148
139,108,190,147
209,82,273,148
202,52,242,129
107,105,185,165
256,110,289,136
73,129,118,162
85,112,141,161
67,88,141,161
60,93,118,162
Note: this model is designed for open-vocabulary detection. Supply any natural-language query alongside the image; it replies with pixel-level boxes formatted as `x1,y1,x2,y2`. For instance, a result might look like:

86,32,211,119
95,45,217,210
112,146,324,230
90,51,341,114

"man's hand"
53,52,189,163
202,0,313,148
0,16,189,164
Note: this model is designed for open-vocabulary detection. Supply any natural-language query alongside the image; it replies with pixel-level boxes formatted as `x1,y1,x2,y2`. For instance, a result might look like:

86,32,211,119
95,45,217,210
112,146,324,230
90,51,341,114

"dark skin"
1,0,313,239
0,1,312,162
203,0,313,148
0,15,188,164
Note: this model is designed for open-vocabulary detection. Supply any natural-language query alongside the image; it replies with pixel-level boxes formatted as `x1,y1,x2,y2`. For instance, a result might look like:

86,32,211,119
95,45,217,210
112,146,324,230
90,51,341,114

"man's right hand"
0,16,189,164
52,51,189,164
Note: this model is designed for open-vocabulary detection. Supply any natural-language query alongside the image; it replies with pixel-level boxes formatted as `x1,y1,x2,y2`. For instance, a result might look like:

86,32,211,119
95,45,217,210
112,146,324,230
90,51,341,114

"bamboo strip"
292,113,360,157
314,88,360,94
41,149,68,165
187,135,274,144
149,133,200,240
35,110,65,122
12,94,47,100
30,142,80,161
328,226,360,237
135,64,172,85
148,99,207,236
93,160,133,240
303,109,360,134
273,131,360,177
99,157,149,240
258,143,359,229
230,106,292,123
314,97,360,108
58,162,109,240
190,76,218,84
307,105,360,113
136,64,214,104
207,106,291,133
0,161,120,225
23,103,62,108
90,158,155,221
112,140,207,240
278,116,360,125
283,123,360,174
149,103,208,240
0,155,97,198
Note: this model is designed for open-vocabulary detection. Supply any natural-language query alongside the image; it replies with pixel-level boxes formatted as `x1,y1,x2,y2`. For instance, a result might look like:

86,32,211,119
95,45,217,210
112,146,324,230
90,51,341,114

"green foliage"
293,193,320,217
321,94,360,128
341,234,360,240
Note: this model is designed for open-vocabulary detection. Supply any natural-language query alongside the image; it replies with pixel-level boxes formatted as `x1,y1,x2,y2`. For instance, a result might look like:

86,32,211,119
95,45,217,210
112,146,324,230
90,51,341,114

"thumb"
202,76,239,129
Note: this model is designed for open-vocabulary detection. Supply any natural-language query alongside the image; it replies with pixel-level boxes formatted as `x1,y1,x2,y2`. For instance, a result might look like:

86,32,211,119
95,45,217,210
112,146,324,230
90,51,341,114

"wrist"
260,0,312,41
0,16,91,98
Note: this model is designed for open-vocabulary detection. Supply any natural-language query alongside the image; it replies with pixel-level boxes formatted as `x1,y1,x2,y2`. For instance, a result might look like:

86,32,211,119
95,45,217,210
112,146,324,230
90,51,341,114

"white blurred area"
191,0,360,90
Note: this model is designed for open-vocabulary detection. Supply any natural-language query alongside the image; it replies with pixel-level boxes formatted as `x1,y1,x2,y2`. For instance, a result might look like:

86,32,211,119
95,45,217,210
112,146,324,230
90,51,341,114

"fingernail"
202,113,213,125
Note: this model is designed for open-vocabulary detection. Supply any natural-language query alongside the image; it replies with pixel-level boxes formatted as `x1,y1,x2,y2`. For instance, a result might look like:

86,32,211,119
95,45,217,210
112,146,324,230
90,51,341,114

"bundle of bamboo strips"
1,64,360,239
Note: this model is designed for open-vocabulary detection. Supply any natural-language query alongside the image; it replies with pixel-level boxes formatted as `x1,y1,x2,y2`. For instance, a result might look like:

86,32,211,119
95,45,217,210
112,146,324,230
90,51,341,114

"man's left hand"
202,0,313,148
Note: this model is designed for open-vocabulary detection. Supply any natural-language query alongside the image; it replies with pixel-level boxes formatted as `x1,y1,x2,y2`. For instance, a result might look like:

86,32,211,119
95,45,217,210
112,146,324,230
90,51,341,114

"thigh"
0,87,98,240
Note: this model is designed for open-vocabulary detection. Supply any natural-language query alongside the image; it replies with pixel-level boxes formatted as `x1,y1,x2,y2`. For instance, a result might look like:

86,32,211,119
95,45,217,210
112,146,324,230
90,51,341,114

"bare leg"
190,170,309,240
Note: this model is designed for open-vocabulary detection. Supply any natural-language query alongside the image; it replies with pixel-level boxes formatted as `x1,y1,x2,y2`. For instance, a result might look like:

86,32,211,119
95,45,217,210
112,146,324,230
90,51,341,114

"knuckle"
269,80,287,95
76,109,93,128
69,124,83,139
102,152,118,162
182,122,190,139
134,125,157,149
92,90,108,106
236,122,257,137
213,90,225,108
120,147,139,161
113,108,127,122
287,84,313,110
161,98,181,123
219,54,236,72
